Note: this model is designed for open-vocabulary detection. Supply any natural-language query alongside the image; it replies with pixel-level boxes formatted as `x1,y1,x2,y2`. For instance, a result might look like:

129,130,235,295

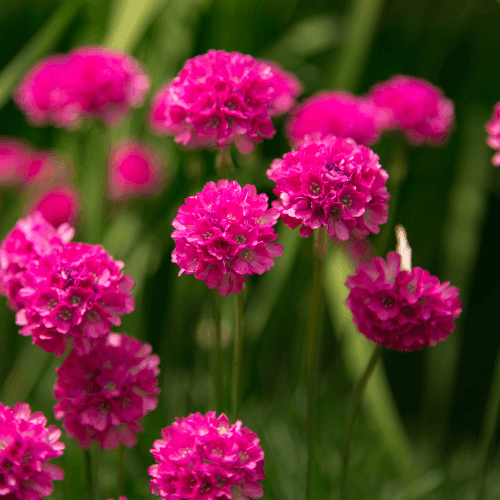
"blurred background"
1,0,500,498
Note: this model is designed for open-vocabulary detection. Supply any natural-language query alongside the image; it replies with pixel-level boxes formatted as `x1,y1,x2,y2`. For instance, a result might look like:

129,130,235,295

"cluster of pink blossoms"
0,212,134,355
0,402,64,500
15,46,150,130
149,412,264,500
54,333,160,449
172,180,283,295
485,102,500,166
149,50,301,153
267,135,389,242
345,251,462,351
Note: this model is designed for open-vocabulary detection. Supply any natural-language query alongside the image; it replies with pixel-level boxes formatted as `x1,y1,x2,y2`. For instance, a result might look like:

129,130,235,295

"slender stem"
215,147,234,179
211,288,222,414
340,344,382,500
232,291,244,421
116,444,125,497
83,448,94,500
305,227,329,500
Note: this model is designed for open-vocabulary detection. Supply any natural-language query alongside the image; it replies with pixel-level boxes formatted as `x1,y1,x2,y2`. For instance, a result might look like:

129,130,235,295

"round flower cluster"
267,135,390,242
172,180,283,296
54,333,160,449
15,46,150,130
485,101,500,166
0,402,64,500
345,251,462,351
149,412,264,500
368,75,454,145
29,184,80,228
149,50,301,153
286,91,387,147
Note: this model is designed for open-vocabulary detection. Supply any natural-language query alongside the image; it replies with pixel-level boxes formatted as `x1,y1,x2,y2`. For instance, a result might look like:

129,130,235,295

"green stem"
232,291,244,421
305,227,328,500
340,344,382,500
84,448,94,500
116,444,125,497
211,288,222,414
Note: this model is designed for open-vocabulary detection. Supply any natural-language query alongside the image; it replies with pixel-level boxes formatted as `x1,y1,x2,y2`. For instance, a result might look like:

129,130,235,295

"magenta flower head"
172,179,283,296
149,50,301,153
149,411,264,500
345,251,462,350
0,402,64,500
267,134,390,242
15,46,150,130
485,102,500,166
108,139,165,200
286,91,387,147
54,333,160,449
29,185,80,228
368,75,454,145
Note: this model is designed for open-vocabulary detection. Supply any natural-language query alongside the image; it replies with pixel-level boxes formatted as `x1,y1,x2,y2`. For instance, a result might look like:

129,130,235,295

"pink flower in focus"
149,412,264,500
286,91,387,147
172,180,283,296
149,50,301,153
0,402,64,500
368,75,454,145
109,139,165,200
485,102,500,166
0,212,74,310
345,251,462,350
15,47,150,130
267,135,390,242
29,185,80,228
54,333,160,449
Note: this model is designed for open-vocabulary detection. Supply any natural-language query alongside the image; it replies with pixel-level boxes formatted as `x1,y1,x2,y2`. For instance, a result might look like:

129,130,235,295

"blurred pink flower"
108,140,165,200
368,75,454,145
286,91,387,147
485,102,500,166
15,46,150,130
267,134,389,242
54,333,160,449
149,50,301,153
172,179,282,296
149,412,264,500
29,185,80,228
345,251,462,350
0,402,64,500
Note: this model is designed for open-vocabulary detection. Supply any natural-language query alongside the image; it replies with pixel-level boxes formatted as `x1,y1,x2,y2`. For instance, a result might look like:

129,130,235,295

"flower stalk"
233,290,245,421
84,448,94,500
116,444,125,497
211,288,223,413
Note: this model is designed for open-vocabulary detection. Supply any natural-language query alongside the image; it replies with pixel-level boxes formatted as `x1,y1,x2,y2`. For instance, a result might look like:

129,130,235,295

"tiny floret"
172,180,283,296
267,135,389,242
0,402,64,500
345,251,462,350
54,333,160,449
485,102,500,166
149,412,264,500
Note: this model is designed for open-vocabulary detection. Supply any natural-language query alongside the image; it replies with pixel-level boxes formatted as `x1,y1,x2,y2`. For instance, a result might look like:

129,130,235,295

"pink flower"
29,185,80,228
149,50,301,153
368,75,454,145
54,333,160,449
0,212,74,310
149,412,264,500
267,135,390,242
0,402,64,500
345,251,462,350
108,139,165,200
15,47,150,130
286,91,387,147
172,180,283,296
485,102,500,166
107,498,127,500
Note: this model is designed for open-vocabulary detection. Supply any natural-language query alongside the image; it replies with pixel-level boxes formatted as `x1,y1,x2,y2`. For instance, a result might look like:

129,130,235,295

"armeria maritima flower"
149,412,264,500
286,91,387,147
485,101,500,166
267,135,390,242
29,185,80,228
0,402,64,500
172,179,283,296
54,333,160,449
15,46,150,130
345,251,462,351
149,50,301,153
368,75,454,145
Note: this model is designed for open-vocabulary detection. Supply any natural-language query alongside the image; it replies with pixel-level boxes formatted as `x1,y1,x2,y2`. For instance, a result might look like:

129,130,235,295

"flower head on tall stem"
172,179,283,296
149,50,301,153
0,402,65,500
485,101,500,166
149,411,264,500
267,134,390,243
28,184,80,228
